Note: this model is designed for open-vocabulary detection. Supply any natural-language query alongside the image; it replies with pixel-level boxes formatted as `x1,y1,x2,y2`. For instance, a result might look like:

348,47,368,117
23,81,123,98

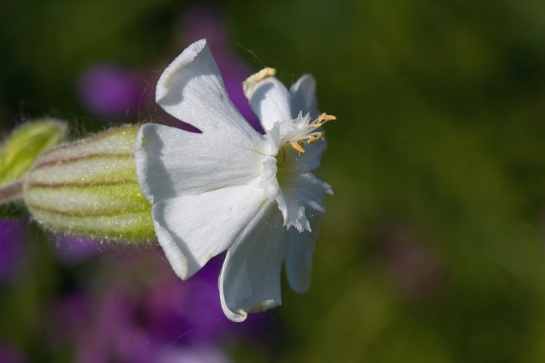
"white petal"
260,156,281,201
219,203,288,322
135,123,269,204
152,183,267,280
300,140,327,172
275,170,331,232
156,39,260,145
286,226,315,293
288,172,332,207
290,74,319,119
275,192,311,232
244,71,292,132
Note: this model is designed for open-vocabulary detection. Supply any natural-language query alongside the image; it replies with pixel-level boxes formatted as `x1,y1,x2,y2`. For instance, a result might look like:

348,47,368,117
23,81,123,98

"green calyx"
24,124,154,243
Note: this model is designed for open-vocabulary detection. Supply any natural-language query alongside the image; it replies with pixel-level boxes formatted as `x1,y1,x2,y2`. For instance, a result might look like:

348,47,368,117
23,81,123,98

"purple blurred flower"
146,257,270,345
156,345,231,363
0,218,26,283
0,343,27,363
53,234,102,263
78,64,145,118
69,253,269,363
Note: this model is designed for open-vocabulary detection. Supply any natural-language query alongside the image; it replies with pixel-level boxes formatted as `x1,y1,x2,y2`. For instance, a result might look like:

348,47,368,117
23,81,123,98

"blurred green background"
1,0,545,362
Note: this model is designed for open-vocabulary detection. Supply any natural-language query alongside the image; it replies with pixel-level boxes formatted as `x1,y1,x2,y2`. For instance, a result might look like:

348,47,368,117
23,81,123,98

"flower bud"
0,119,67,204
24,124,154,243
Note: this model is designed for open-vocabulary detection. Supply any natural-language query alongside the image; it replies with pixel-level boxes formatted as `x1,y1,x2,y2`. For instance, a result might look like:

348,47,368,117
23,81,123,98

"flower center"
285,113,336,155
275,146,294,188
261,112,335,232
273,112,335,188
280,113,337,157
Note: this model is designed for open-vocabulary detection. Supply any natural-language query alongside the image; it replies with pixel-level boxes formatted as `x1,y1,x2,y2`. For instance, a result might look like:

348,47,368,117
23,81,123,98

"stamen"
286,113,336,154
319,113,337,122
289,141,305,154
307,113,336,129
307,135,322,144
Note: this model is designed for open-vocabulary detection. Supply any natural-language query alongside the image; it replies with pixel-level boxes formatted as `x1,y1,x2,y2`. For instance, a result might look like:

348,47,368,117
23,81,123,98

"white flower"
134,39,334,322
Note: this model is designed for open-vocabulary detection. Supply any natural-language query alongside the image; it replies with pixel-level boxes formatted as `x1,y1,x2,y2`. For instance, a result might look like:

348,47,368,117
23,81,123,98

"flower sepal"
24,124,154,243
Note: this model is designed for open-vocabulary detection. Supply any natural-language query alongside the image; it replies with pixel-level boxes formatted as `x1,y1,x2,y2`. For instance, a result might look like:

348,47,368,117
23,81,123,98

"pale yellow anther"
308,134,322,144
318,113,336,122
243,68,277,95
289,141,305,154
306,113,337,130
